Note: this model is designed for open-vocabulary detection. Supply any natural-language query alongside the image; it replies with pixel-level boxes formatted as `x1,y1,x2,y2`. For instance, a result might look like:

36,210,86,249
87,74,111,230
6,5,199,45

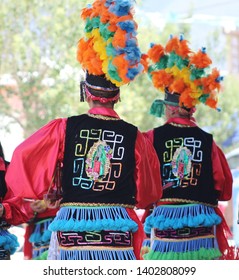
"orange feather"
112,29,127,48
148,44,165,63
77,38,103,75
169,78,186,94
165,36,180,53
190,49,212,68
81,7,93,20
112,54,129,80
152,70,173,89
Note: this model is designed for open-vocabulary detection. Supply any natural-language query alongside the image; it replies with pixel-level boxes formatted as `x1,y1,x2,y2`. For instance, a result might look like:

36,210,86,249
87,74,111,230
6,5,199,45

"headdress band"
85,86,120,103
85,81,119,93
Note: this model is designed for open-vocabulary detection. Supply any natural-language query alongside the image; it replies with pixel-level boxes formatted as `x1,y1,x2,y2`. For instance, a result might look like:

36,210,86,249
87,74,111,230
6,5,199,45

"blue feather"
118,20,135,33
108,0,132,17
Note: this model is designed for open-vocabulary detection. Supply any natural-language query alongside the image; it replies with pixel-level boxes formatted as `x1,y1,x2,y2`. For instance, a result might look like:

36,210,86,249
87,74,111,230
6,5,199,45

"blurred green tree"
0,0,238,152
0,0,90,137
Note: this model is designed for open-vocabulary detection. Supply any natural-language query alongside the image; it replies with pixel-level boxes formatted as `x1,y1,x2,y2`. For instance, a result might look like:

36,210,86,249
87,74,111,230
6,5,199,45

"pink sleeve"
1,160,31,225
2,188,31,225
5,118,66,200
134,130,162,209
212,141,233,201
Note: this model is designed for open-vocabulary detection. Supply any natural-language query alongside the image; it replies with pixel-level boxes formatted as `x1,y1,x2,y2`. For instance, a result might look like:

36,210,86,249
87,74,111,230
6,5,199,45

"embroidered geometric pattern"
154,226,214,239
57,230,132,247
162,137,202,190
72,129,124,192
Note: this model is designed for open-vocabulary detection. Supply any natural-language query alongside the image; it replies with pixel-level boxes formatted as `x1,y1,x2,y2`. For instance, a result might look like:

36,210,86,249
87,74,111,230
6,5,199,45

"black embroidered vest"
61,114,137,205
153,124,218,205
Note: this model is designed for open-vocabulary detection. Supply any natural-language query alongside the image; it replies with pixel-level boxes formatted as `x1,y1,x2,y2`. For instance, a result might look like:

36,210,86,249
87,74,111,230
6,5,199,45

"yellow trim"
169,122,191,128
88,114,120,121
33,245,49,251
152,235,215,242
59,245,134,251
158,198,217,207
60,202,134,208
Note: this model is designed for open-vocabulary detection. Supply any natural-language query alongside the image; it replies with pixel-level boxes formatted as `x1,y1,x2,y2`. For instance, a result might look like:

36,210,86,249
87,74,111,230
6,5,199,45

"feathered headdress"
146,34,223,117
77,0,144,88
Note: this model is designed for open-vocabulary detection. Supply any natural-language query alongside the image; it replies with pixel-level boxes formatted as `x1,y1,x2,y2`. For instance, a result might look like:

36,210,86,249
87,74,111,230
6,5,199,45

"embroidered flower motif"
171,146,192,179
86,140,112,181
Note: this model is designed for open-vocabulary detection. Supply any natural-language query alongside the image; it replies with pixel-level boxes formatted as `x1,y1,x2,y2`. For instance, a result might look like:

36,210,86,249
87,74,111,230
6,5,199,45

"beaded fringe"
33,249,48,260
59,248,136,260
29,218,53,243
145,204,221,233
0,229,19,254
49,206,138,232
144,247,221,260
144,237,221,260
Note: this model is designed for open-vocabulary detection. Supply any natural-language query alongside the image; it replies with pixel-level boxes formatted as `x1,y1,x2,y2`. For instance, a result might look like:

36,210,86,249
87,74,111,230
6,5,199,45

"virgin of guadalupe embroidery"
85,140,113,181
171,146,192,179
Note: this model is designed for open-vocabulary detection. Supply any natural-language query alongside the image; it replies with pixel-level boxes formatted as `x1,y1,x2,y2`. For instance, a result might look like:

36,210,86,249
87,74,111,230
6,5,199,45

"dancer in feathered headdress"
77,0,145,102
146,34,223,118
5,0,162,261
141,35,233,260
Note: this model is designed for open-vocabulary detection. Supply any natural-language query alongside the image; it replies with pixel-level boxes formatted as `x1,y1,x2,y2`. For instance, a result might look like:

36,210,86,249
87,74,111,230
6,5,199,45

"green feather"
149,99,165,118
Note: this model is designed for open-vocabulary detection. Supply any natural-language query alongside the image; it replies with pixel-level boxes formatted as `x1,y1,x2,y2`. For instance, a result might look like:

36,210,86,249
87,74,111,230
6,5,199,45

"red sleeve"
212,141,233,201
2,188,31,225
5,118,66,200
134,130,162,209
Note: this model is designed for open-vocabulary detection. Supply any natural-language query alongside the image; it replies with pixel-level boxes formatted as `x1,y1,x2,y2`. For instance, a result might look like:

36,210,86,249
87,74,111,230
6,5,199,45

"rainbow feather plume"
77,0,144,87
146,34,223,110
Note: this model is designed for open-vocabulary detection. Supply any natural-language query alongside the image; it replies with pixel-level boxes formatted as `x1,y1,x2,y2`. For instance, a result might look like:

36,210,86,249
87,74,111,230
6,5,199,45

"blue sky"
138,0,239,32
140,0,239,19
137,0,238,69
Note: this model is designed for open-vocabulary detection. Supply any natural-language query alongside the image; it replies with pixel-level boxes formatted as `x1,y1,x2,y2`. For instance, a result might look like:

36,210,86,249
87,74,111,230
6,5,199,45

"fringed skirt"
29,218,53,260
48,206,138,260
143,203,222,260
0,229,19,260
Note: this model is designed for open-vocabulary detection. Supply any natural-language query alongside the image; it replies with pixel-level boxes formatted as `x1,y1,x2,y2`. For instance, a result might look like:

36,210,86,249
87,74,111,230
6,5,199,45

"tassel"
33,246,49,260
29,218,53,243
144,247,221,260
29,224,41,243
49,206,138,232
145,204,221,231
0,229,19,254
149,99,165,118
33,250,49,260
144,238,221,260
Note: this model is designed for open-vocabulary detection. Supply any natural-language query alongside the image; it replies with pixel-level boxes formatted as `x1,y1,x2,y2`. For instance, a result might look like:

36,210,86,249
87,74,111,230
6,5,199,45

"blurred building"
224,28,239,74
226,149,239,245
